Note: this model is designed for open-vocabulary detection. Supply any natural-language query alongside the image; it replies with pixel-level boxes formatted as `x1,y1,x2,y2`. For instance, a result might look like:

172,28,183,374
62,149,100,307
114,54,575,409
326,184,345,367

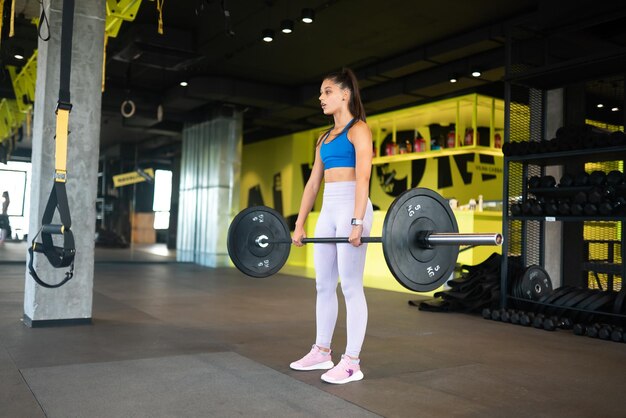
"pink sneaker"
290,345,334,371
321,355,364,384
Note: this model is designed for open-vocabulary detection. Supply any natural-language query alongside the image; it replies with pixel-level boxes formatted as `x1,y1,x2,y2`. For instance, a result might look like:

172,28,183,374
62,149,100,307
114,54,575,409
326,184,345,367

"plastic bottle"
494,133,502,148
447,130,455,148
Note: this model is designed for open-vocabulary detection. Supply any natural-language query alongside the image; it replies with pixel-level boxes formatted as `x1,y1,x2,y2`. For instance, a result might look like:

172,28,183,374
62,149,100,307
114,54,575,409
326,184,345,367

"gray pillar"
177,108,242,267
544,88,564,287
24,0,105,326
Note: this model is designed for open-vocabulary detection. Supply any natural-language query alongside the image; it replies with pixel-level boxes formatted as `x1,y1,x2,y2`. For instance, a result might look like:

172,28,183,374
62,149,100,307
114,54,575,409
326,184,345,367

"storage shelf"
506,296,626,321
582,262,623,275
505,145,626,166
527,184,626,198
373,146,502,165
509,215,625,222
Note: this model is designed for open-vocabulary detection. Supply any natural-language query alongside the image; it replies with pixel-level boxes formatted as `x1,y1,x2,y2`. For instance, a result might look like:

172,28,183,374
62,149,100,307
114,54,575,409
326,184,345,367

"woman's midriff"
324,167,356,183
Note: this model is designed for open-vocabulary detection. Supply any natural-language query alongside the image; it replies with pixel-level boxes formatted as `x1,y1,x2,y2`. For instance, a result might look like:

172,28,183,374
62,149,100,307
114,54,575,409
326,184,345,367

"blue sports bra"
320,120,356,169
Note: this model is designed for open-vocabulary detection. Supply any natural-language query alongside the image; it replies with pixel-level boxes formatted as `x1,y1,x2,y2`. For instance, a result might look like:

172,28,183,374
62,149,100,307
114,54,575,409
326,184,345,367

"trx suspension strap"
28,0,76,288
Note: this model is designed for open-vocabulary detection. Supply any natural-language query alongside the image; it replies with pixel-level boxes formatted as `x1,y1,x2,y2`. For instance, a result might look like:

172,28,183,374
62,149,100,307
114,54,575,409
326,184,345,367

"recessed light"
262,29,274,42
611,107,619,112
597,103,604,108
301,8,314,23
471,70,481,77
180,81,188,87
281,20,293,34
14,54,24,60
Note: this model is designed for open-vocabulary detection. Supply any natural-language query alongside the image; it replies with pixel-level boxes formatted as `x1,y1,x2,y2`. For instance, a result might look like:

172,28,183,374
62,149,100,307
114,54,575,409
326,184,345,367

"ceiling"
2,0,626,164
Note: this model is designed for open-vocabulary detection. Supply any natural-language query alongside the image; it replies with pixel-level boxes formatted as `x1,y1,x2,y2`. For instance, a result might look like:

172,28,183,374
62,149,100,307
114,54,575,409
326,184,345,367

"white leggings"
313,181,373,357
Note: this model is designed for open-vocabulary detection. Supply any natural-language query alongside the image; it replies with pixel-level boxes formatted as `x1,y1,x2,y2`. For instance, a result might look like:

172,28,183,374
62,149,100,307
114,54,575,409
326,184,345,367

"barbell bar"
256,233,502,247
227,187,503,292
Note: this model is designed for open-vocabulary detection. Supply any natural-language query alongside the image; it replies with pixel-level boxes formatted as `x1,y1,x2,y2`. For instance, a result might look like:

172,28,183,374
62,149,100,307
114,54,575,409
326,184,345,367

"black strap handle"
29,0,76,288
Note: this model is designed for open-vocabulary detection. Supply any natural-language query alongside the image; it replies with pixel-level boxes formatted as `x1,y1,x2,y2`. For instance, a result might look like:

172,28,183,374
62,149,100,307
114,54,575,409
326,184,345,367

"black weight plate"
227,206,291,278
382,188,459,292
557,289,594,318
553,288,587,316
569,290,601,323
613,288,626,314
538,286,575,315
518,265,553,301
578,291,616,324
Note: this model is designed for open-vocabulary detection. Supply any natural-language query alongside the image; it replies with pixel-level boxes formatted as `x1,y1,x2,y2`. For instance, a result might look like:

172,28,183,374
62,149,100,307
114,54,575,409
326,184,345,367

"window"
152,169,172,230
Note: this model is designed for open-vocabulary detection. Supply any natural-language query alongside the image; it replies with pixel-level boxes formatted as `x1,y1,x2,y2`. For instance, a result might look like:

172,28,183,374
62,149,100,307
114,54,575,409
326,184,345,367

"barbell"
227,188,502,292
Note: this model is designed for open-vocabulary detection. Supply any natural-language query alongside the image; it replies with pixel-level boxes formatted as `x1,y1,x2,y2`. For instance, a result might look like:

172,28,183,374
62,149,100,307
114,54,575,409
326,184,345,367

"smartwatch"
351,218,364,226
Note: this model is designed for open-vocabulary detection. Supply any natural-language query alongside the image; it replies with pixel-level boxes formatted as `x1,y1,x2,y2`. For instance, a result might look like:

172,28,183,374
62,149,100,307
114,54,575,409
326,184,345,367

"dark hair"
317,68,366,146
324,67,366,122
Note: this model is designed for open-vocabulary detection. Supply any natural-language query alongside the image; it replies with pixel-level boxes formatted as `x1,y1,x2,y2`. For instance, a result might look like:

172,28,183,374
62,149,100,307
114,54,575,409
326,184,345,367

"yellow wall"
239,94,505,294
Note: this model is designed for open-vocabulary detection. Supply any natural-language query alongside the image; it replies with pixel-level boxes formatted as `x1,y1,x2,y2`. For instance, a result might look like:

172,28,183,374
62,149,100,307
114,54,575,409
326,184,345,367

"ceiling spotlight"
449,75,458,83
597,103,604,108
611,107,619,112
14,54,24,60
281,19,294,34
180,81,188,87
262,28,274,42
471,69,481,77
301,8,315,23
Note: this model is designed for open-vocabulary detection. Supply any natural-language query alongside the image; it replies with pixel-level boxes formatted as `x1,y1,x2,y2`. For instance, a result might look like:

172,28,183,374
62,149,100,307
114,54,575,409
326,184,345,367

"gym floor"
0,242,624,417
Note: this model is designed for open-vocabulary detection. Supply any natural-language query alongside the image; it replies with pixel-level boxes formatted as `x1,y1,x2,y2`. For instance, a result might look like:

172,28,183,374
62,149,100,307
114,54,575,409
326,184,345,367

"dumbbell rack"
501,133,626,324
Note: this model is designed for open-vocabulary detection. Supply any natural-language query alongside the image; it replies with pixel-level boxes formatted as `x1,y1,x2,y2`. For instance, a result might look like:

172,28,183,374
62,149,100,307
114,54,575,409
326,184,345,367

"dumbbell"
558,200,571,216
510,203,522,216
501,309,516,323
559,173,574,187
482,307,492,319
557,317,573,330
510,311,521,324
543,316,572,331
573,323,586,336
574,172,589,186
519,312,535,326
606,170,623,186
587,187,603,204
530,199,544,216
544,199,559,216
570,201,584,216
609,131,626,146
527,176,541,189
613,197,626,215
586,323,601,338
527,141,540,154
610,327,623,342
532,313,546,329
598,200,616,216
539,176,556,188
589,171,607,186
490,308,502,321
598,325,613,340
583,203,598,216
521,199,535,215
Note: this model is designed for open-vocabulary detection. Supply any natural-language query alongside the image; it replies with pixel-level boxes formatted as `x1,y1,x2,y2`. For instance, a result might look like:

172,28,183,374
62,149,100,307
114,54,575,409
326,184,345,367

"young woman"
289,68,373,384
0,191,10,244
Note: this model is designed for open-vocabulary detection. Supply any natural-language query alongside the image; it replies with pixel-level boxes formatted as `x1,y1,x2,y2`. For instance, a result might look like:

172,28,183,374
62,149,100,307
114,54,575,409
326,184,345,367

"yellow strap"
26,109,32,137
9,0,15,37
102,34,108,92
55,109,70,182
156,0,164,34
0,0,5,46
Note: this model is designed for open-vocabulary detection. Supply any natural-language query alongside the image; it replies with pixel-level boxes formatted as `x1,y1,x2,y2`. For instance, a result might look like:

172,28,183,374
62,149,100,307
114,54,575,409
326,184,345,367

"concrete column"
544,88,564,287
177,108,242,267
24,0,105,326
